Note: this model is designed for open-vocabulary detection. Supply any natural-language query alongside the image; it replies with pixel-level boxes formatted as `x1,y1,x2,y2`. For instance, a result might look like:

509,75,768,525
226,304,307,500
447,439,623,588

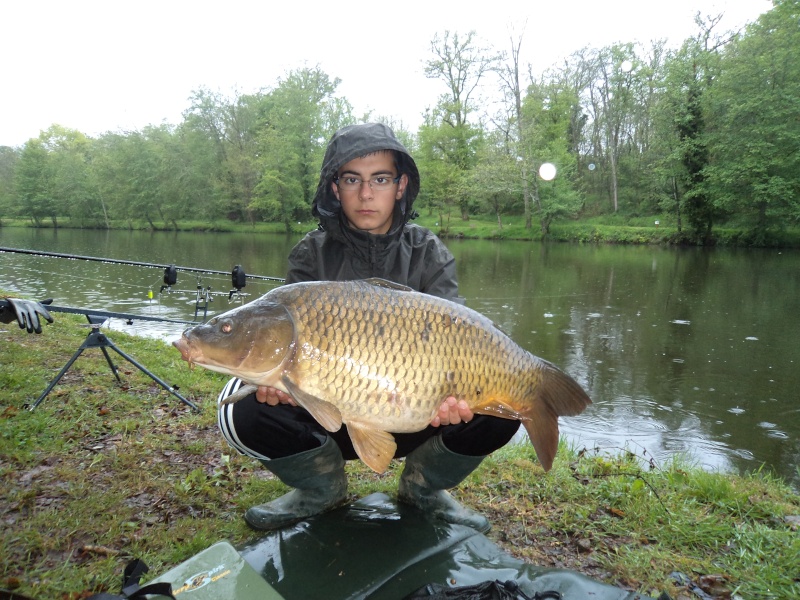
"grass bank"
3,215,800,247
1,307,799,599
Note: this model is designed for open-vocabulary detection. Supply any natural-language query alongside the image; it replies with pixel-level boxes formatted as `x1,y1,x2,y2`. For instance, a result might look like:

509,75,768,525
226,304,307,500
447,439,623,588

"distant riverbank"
2,215,800,248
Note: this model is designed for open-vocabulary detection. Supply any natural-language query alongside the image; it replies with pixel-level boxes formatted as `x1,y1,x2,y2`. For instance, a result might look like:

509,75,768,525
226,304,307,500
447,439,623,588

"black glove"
0,298,54,334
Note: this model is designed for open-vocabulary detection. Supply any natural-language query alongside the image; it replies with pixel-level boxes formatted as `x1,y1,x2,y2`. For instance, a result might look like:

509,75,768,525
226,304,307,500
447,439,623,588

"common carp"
173,278,591,474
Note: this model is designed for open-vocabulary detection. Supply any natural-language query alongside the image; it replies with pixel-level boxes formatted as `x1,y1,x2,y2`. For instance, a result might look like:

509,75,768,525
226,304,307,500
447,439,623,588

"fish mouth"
172,337,197,366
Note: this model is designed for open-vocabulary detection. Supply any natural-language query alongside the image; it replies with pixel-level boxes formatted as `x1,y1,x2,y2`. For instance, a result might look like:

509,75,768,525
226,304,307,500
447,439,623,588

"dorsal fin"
361,278,413,292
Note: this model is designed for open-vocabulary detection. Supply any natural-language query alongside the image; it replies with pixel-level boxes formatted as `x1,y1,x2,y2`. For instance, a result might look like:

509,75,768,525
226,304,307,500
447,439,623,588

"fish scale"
295,287,466,418
174,278,591,473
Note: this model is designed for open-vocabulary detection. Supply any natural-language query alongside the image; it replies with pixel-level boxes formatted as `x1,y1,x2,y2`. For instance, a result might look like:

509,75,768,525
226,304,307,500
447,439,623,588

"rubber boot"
397,435,490,533
245,436,348,531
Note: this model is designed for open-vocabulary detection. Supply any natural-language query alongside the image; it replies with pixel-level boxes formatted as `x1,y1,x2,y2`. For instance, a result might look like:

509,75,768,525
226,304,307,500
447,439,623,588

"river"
1,226,798,488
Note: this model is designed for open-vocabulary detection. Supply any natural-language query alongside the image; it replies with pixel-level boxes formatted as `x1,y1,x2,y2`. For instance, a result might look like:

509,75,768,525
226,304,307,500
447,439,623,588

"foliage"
418,30,497,221
520,78,583,232
250,67,354,231
0,3,796,245
704,0,800,244
13,137,55,226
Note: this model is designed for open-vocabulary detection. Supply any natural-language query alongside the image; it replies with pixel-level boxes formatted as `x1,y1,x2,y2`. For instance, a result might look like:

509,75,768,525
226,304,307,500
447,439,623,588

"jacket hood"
312,123,420,230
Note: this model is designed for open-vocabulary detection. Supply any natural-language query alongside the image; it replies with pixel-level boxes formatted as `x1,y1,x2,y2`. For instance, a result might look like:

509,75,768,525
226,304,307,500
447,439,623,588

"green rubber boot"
245,436,348,531
397,435,490,533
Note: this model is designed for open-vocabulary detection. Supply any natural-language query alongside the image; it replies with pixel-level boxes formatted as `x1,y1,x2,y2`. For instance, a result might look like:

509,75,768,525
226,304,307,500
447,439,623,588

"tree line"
0,0,797,245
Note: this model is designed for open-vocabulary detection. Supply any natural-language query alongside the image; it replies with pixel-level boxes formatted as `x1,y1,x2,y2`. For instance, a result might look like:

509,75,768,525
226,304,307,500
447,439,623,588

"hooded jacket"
285,123,460,302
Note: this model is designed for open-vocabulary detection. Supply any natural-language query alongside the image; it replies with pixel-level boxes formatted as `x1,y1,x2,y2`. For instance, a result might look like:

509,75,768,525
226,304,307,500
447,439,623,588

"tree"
119,129,163,229
0,146,20,219
469,130,523,229
588,44,639,213
496,27,534,229
415,117,465,227
40,125,103,226
168,121,224,223
671,14,729,243
521,80,582,233
705,0,800,243
13,138,54,226
423,30,498,220
183,88,260,221
251,67,353,229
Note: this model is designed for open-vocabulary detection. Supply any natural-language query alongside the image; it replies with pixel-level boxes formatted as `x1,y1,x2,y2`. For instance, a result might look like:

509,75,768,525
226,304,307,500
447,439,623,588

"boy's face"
331,151,408,235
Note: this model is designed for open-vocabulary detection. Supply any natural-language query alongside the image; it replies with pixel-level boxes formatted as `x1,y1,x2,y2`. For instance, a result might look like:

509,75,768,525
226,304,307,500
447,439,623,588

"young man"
217,123,519,533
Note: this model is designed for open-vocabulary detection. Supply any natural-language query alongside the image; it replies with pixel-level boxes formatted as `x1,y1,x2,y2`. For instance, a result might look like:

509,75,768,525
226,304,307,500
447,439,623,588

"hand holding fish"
432,397,473,427
255,385,472,426
256,386,296,406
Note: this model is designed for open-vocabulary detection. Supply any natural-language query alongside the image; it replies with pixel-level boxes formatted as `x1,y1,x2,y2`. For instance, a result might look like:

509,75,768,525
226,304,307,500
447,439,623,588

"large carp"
173,278,591,474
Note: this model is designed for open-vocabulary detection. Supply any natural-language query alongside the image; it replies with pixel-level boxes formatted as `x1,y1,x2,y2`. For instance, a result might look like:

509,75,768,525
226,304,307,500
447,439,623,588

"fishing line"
3,263,176,321
0,246,285,282
1,246,282,316
468,292,590,301
4,257,236,294
7,261,158,293
1,258,272,323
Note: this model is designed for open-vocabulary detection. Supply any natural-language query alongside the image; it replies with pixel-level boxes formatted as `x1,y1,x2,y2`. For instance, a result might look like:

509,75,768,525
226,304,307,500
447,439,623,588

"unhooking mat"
150,493,659,600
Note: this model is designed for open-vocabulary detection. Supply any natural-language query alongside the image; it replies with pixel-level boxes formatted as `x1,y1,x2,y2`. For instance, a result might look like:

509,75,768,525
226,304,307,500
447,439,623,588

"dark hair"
340,150,404,177
313,123,420,221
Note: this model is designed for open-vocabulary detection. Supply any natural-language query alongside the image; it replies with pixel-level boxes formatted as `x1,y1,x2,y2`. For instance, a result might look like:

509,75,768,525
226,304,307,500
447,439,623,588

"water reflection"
1,228,798,488
449,239,800,487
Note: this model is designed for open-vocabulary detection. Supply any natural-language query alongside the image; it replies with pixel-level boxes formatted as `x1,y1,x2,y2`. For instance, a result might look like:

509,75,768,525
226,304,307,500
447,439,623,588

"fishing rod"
1,245,286,320
44,303,197,325
0,246,286,282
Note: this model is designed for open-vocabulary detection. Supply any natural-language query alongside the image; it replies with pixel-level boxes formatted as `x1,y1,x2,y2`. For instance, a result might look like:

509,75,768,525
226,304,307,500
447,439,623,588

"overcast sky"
1,0,771,148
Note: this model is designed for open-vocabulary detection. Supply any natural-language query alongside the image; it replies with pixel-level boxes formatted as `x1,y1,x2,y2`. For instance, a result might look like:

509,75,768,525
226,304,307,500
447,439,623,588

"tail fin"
521,403,561,471
522,359,591,471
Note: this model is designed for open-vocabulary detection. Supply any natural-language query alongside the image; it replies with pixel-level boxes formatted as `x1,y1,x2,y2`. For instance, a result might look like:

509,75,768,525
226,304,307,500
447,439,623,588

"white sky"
1,0,771,148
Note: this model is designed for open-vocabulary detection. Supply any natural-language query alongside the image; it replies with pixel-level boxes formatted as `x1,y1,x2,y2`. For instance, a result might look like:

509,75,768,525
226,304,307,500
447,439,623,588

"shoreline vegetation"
1,308,799,599
2,215,800,248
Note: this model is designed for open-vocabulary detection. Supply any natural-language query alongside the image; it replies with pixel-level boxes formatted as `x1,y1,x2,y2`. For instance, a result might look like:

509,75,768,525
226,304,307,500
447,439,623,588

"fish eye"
220,321,232,334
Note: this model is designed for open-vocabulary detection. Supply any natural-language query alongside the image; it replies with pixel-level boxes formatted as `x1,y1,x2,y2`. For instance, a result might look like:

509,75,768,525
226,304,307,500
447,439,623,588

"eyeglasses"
334,174,401,191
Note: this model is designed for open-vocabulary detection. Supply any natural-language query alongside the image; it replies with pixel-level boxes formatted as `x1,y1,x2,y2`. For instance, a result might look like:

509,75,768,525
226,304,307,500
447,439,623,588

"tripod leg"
105,339,200,411
99,346,122,383
29,347,86,411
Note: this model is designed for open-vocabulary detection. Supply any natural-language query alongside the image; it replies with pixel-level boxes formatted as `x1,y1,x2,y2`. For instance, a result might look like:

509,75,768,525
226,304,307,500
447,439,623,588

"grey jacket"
286,123,459,302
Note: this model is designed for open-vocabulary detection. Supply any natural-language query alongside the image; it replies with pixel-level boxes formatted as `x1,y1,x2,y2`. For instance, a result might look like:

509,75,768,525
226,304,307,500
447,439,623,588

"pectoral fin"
281,375,344,433
346,420,397,474
220,384,259,405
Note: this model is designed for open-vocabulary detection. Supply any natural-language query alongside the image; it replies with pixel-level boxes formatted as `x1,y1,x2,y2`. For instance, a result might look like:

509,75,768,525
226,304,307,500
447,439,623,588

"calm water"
1,227,798,487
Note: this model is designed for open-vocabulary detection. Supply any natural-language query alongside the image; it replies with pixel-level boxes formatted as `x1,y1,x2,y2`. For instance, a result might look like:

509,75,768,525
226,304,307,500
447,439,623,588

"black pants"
217,379,520,461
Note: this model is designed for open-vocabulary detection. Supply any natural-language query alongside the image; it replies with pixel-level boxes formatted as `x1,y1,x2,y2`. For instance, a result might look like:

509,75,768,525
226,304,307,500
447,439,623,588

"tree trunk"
671,176,682,233
522,163,532,229
609,150,619,212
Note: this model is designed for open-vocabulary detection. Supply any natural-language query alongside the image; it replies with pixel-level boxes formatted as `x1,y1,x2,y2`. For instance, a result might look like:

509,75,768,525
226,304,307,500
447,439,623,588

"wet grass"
1,309,798,599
